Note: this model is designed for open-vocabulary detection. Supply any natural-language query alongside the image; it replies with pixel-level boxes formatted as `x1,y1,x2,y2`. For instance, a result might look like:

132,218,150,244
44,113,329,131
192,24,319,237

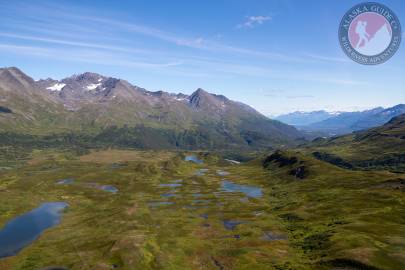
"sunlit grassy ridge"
0,149,403,269
261,150,405,269
303,114,405,172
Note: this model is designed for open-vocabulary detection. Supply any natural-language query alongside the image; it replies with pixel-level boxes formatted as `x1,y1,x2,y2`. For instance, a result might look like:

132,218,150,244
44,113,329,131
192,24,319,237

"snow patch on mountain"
86,83,101,91
47,83,66,91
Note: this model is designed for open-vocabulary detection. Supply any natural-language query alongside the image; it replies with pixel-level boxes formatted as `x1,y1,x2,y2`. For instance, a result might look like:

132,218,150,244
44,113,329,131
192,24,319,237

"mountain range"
274,110,340,126
276,105,405,136
0,67,302,149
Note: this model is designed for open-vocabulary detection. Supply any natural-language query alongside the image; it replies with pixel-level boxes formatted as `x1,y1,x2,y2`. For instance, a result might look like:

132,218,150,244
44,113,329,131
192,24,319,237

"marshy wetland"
0,149,404,270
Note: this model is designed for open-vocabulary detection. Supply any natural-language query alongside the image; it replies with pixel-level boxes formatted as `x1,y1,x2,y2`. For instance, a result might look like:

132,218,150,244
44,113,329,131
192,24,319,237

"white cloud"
238,16,271,29
176,37,205,47
304,53,350,63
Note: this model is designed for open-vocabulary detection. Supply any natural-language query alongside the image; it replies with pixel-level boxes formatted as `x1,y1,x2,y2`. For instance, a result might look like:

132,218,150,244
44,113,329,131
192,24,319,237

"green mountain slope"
0,67,69,132
305,114,405,171
259,150,405,269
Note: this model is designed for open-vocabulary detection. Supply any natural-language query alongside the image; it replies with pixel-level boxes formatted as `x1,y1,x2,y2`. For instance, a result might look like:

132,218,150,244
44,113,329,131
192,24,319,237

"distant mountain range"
0,67,303,150
275,105,405,136
274,111,341,126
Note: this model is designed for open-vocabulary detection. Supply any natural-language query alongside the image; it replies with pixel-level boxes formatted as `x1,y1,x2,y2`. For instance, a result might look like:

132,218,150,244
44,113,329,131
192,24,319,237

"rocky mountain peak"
189,88,229,110
70,72,106,83
0,67,27,77
0,67,37,93
61,72,107,91
0,67,34,83
194,88,208,94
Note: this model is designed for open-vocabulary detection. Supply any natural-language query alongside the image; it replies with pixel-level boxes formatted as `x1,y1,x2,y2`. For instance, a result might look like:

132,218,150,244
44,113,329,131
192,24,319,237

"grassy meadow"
0,149,403,270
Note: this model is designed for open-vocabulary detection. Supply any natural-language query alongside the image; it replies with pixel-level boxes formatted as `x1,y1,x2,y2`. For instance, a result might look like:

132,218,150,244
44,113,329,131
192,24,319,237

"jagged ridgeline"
0,67,304,150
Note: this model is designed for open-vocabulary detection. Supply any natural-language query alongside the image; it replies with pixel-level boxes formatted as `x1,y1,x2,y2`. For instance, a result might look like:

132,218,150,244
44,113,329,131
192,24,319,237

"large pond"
0,202,68,258
221,180,262,198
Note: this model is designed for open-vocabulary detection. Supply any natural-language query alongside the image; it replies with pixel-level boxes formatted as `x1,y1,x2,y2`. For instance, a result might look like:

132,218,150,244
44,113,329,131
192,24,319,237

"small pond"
185,155,203,164
262,231,287,241
159,183,182,188
216,170,230,176
85,183,118,193
148,201,174,207
223,220,245,230
161,193,176,198
192,199,211,204
195,169,209,176
56,178,74,185
99,185,119,193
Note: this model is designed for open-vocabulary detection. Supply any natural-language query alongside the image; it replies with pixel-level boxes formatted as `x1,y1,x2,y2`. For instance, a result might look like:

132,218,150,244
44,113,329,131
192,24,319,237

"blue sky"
0,0,404,116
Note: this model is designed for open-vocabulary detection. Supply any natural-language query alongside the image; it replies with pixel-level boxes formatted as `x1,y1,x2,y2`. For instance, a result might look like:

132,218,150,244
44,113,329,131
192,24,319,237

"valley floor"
0,149,404,270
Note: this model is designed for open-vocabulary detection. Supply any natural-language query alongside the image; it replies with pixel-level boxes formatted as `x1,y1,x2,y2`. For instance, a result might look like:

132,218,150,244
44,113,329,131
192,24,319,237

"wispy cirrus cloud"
0,1,370,87
0,2,347,65
237,16,271,29
304,53,350,63
0,32,152,54
0,41,367,86
287,95,315,99
78,15,299,61
0,44,182,69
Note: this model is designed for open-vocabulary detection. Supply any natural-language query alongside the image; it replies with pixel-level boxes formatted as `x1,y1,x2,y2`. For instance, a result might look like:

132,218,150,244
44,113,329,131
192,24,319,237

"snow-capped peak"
47,83,66,91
